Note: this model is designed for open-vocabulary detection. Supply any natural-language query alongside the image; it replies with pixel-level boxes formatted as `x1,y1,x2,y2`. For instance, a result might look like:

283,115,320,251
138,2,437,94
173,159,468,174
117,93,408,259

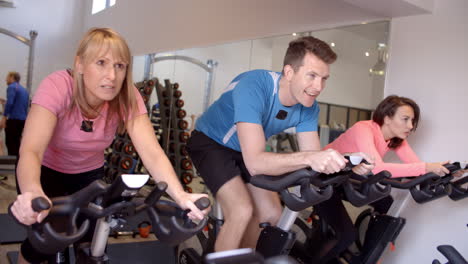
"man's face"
6,75,13,85
286,52,330,107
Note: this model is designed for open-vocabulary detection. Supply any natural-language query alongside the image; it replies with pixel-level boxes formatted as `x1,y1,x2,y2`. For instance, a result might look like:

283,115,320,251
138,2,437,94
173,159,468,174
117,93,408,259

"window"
92,0,116,14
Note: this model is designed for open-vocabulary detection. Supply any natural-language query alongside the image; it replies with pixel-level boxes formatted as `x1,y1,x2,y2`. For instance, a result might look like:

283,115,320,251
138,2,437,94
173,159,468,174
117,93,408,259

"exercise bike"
250,156,391,262
295,162,465,264
432,167,468,264
9,173,210,264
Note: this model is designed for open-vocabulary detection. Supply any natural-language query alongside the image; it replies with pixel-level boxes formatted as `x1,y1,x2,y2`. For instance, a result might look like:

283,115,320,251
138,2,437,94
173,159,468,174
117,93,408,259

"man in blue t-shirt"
188,36,373,252
1,71,29,156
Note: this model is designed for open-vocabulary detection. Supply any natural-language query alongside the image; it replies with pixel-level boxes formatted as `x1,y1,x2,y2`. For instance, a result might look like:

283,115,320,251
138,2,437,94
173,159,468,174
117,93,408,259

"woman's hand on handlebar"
426,161,450,176
453,169,468,178
347,152,375,175
174,192,211,221
10,192,51,225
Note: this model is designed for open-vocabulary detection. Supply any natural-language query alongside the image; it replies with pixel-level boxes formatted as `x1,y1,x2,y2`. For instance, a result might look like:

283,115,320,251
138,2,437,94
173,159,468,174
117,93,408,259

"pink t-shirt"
324,120,426,177
32,70,147,174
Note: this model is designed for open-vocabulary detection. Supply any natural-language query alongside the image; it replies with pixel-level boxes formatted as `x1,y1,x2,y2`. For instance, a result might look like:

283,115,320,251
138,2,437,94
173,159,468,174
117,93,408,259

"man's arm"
237,122,346,176
296,131,321,151
4,85,16,118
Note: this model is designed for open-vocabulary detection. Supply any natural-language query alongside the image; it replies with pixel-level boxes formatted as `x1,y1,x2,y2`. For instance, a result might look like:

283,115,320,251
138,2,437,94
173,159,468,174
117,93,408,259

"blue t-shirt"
196,70,319,151
4,82,29,120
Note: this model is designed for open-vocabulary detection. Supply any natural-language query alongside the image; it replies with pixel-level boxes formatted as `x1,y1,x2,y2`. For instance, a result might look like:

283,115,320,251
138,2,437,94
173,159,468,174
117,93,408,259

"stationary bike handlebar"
448,162,468,201
9,175,210,254
250,156,383,211
433,245,468,264
342,170,392,207
381,163,462,203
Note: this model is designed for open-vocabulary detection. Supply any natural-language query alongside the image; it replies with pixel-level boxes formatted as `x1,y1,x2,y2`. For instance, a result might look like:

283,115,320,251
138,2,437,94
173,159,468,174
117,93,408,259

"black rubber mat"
0,213,26,244
7,240,175,264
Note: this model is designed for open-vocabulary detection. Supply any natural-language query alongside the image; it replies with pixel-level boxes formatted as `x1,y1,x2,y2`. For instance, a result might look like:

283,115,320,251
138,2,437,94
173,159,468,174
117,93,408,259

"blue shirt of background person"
196,69,320,152
4,78,29,120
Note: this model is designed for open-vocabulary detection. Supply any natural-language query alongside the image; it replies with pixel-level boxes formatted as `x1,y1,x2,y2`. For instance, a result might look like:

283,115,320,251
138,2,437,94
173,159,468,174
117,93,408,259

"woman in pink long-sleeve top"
311,95,450,264
325,95,449,177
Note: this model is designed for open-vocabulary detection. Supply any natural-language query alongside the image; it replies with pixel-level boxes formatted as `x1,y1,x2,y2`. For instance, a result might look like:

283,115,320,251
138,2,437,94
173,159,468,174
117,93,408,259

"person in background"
1,71,29,157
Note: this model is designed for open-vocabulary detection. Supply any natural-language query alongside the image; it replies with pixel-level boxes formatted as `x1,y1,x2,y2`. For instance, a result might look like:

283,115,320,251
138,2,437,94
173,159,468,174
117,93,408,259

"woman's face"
384,105,415,140
77,49,127,108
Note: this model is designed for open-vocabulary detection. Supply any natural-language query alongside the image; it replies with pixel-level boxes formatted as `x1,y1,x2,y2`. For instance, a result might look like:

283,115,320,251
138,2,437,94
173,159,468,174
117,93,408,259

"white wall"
83,0,386,56
0,0,85,96
381,0,468,262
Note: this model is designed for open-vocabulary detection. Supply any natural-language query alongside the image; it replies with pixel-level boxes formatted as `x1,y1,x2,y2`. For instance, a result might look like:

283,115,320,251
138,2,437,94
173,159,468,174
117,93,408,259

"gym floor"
0,172,21,263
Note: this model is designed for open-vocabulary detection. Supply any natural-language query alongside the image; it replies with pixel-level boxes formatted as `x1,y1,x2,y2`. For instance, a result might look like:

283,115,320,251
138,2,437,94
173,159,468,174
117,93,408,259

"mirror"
132,21,389,131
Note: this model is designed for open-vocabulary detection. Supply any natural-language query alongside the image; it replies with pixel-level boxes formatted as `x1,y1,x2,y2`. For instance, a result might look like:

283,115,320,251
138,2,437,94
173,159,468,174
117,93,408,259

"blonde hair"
72,27,137,132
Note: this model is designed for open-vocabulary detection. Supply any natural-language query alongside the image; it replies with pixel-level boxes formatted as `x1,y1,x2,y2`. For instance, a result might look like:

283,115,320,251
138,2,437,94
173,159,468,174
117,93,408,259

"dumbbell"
181,158,193,170
113,140,124,152
123,143,137,158
179,132,190,143
174,90,182,98
178,120,188,130
175,99,184,108
120,157,134,171
177,109,186,119
182,172,193,185
180,145,189,156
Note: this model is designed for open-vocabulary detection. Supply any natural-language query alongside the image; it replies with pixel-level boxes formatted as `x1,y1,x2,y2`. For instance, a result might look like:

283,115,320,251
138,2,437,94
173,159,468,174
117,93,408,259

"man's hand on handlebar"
426,161,450,176
304,149,347,174
11,192,51,225
174,192,211,221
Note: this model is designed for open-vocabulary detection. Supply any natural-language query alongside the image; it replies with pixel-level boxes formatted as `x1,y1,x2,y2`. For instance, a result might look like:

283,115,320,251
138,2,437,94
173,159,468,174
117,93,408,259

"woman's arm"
11,104,57,224
126,114,208,220
342,124,425,177
395,141,449,176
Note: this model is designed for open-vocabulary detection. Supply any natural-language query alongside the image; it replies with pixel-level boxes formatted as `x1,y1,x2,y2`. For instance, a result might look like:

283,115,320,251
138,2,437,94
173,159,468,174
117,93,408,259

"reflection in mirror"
132,21,389,143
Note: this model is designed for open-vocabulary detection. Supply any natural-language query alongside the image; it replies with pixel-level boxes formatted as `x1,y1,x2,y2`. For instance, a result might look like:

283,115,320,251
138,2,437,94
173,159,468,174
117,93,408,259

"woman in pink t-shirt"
10,28,209,264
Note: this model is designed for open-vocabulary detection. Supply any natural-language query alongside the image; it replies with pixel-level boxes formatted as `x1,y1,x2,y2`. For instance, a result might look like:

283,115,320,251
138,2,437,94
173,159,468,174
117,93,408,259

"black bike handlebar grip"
144,181,167,206
31,197,51,212
444,163,461,173
381,172,440,189
343,171,392,207
448,176,468,201
410,174,453,203
194,197,211,210
436,245,468,264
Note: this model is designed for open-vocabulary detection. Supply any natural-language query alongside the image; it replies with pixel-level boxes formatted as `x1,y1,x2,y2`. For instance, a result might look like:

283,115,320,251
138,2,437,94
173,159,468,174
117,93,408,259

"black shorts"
187,130,251,196
20,165,104,263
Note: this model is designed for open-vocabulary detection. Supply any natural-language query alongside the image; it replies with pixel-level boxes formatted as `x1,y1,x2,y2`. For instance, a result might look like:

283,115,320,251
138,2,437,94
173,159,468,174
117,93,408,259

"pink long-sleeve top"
324,120,426,177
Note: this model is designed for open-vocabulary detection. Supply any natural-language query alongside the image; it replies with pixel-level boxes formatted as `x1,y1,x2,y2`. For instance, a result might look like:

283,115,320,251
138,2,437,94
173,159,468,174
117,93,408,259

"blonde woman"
10,28,209,263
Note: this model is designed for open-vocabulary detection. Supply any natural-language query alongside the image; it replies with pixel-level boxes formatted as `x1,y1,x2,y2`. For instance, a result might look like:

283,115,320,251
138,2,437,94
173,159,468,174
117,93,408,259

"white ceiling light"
370,43,387,76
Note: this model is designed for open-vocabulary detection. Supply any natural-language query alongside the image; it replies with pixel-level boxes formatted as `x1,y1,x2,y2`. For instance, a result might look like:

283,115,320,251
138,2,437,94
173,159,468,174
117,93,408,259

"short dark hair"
283,36,337,72
373,95,420,149
8,71,20,82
